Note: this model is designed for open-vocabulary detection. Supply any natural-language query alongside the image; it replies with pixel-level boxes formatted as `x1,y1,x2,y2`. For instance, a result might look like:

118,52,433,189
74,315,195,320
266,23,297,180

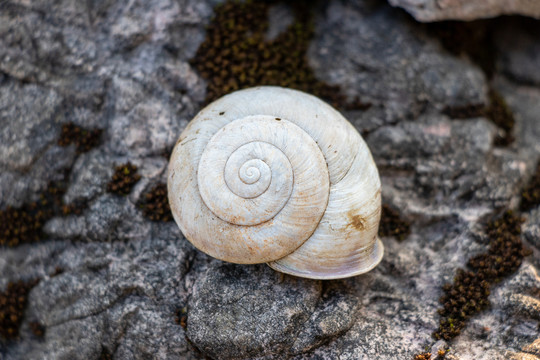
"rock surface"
388,0,540,22
1,0,540,359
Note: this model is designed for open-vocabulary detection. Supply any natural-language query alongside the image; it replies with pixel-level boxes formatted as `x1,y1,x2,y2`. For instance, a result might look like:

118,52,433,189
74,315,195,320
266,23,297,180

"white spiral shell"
168,86,383,279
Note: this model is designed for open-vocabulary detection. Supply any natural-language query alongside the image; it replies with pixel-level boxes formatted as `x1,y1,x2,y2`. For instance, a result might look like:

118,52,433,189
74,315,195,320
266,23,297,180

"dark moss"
442,88,514,146
413,353,431,360
485,89,515,146
99,347,113,360
0,203,45,247
425,20,516,146
138,183,173,222
0,279,40,340
442,104,485,119
50,266,64,277
433,211,529,341
29,321,45,338
437,349,447,358
1,122,99,247
107,162,141,196
175,306,188,329
59,199,88,216
425,20,496,78
58,122,102,154
191,0,353,108
0,172,91,247
378,204,411,241
0,181,67,247
521,161,540,212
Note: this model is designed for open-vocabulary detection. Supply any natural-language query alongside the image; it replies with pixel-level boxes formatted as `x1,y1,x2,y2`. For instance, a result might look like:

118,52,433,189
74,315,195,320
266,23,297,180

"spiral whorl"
198,115,327,227
168,86,383,278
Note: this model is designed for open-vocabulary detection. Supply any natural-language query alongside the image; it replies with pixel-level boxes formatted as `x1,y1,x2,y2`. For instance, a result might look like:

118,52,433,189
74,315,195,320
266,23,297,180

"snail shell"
168,86,383,279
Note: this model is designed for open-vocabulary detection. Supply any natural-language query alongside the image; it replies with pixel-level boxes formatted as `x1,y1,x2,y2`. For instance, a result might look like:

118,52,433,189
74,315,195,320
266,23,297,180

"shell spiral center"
239,160,262,184
197,115,326,228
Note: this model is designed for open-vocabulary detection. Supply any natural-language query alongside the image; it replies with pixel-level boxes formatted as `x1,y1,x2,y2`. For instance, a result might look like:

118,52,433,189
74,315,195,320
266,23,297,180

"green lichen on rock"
139,183,173,222
107,162,141,196
191,0,344,106
521,161,540,211
0,279,39,340
433,211,529,341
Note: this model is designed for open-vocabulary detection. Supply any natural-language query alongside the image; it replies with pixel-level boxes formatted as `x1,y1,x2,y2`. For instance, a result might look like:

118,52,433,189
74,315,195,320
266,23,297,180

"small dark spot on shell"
275,118,281,121
219,112,225,115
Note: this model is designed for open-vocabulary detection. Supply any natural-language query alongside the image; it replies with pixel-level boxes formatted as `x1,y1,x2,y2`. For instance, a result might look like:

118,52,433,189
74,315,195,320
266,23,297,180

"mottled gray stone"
0,82,63,170
0,145,77,208
494,77,540,157
388,0,540,22
523,207,540,250
290,283,360,354
266,4,295,41
309,0,487,132
63,149,116,205
366,114,526,218
495,21,540,87
108,98,185,157
3,237,194,360
0,8,101,82
44,194,151,242
187,263,322,359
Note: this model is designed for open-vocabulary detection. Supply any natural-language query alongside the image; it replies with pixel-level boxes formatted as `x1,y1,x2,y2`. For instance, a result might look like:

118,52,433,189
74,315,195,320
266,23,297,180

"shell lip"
266,237,384,280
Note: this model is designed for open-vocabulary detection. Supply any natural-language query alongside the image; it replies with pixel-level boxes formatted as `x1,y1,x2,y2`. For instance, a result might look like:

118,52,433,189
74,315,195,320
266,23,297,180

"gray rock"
309,0,487,132
44,194,151,242
266,4,295,41
493,76,540,157
4,237,195,360
366,114,526,218
63,149,116,205
495,21,540,87
0,82,63,171
0,7,101,82
388,0,540,22
290,282,360,354
523,207,540,250
187,263,322,359
0,145,76,208
108,98,184,157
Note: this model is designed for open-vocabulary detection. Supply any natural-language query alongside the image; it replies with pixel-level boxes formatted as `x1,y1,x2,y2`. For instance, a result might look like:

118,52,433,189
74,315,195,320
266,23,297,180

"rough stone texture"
388,0,540,22
0,0,539,359
309,0,488,133
495,20,540,87
187,264,322,359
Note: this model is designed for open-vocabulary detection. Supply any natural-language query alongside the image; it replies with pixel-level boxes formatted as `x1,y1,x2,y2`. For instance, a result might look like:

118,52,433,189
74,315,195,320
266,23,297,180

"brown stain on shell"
348,210,366,231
